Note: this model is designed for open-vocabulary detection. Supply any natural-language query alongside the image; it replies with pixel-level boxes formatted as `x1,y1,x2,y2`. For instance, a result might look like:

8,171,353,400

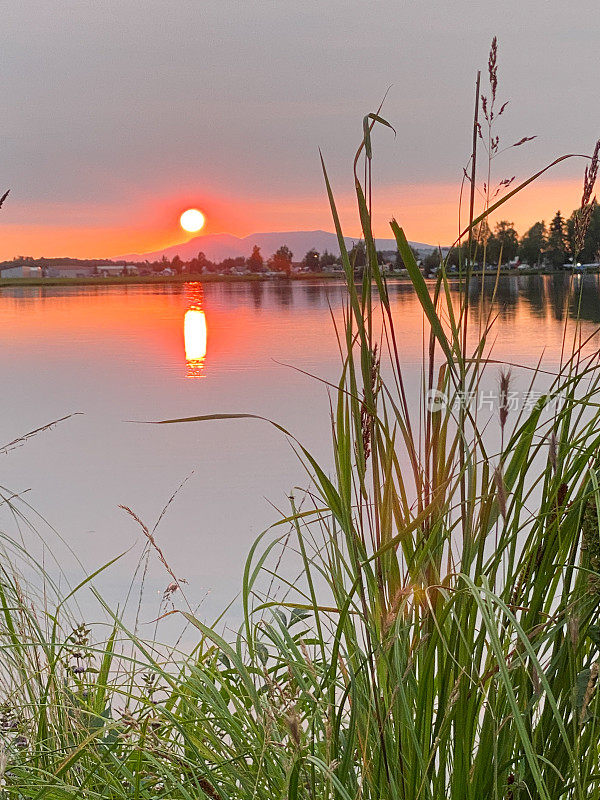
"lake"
1,273,599,630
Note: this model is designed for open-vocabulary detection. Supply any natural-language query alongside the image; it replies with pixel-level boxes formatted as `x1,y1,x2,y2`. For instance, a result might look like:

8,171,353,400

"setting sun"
180,208,206,233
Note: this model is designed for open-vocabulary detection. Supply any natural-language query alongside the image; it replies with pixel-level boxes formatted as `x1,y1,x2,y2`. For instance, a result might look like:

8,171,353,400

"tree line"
183,245,342,275
165,243,414,275
183,200,600,276
421,201,600,273
7,199,600,277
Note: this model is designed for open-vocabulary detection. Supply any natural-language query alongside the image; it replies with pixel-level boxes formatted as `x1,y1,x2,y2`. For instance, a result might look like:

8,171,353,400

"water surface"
1,274,598,625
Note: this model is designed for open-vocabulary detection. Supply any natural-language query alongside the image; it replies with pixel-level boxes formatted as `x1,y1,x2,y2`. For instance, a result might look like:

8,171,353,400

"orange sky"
0,176,585,260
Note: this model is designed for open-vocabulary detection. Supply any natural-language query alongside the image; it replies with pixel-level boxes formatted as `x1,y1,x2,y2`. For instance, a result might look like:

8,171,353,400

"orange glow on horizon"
0,176,586,260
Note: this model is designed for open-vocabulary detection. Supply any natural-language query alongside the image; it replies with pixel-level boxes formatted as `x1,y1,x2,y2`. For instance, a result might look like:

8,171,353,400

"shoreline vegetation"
4,39,600,799
0,263,593,288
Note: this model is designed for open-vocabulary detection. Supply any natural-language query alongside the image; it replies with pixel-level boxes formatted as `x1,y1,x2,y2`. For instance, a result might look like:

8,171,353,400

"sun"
180,208,206,233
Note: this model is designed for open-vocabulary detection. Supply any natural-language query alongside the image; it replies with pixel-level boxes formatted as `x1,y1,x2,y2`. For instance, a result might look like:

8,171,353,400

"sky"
2,0,599,259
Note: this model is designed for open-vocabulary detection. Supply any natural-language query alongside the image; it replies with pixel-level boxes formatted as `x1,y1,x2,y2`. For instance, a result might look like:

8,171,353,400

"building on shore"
0,264,43,278
0,263,142,279
46,264,95,278
97,264,139,276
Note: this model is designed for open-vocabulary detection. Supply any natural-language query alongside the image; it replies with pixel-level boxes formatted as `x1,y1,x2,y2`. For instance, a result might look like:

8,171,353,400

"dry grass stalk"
119,505,186,597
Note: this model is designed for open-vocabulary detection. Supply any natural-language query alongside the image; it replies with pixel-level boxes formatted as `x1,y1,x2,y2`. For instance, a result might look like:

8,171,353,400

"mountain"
120,230,439,263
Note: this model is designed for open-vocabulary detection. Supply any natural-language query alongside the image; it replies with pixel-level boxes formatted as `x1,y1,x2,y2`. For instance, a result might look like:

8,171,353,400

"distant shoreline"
0,272,339,287
0,267,592,288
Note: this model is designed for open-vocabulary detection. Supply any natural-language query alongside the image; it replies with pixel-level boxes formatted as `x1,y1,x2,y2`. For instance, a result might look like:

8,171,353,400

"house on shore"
0,264,43,278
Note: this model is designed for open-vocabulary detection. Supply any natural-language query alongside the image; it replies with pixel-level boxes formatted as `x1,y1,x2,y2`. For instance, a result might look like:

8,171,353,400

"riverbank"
0,271,338,287
0,266,588,288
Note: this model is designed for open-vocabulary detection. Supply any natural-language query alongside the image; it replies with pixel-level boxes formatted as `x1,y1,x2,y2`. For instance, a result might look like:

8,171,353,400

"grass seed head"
498,368,512,431
574,139,600,255
494,466,508,521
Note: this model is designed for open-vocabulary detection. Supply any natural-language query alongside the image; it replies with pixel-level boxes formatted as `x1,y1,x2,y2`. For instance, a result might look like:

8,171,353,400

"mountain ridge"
120,229,440,263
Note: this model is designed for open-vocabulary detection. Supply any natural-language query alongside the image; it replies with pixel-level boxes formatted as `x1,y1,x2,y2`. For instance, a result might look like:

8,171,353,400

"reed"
2,42,600,799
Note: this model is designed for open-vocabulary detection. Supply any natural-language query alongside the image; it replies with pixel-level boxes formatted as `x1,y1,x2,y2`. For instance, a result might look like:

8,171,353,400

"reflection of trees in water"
450,272,600,325
301,282,327,307
570,275,600,323
386,281,420,303
518,275,546,317
514,272,600,324
219,280,240,304
546,274,568,322
517,273,571,322
249,280,264,309
270,280,294,308
205,274,600,323
467,275,519,322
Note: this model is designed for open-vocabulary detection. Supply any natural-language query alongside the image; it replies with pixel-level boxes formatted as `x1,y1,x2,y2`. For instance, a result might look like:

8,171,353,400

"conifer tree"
546,211,568,268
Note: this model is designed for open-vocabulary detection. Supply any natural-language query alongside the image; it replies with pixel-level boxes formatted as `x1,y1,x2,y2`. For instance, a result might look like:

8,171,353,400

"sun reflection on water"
184,284,207,378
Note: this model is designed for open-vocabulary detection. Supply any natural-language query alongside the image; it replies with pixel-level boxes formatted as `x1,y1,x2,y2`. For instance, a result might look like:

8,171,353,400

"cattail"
506,773,515,800
198,778,221,800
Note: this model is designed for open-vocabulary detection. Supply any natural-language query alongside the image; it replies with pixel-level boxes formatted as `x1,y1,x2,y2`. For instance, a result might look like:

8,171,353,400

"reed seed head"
574,139,600,255
494,466,508,521
498,368,512,432
488,37,498,103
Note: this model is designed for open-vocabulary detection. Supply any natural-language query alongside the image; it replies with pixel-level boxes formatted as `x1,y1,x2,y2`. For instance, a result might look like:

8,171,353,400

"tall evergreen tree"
546,211,568,267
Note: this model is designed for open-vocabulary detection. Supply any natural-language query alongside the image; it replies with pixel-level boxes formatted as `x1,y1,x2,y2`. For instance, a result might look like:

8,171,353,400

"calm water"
1,274,599,626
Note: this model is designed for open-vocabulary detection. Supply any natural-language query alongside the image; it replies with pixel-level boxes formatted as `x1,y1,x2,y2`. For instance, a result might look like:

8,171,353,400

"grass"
2,46,600,799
